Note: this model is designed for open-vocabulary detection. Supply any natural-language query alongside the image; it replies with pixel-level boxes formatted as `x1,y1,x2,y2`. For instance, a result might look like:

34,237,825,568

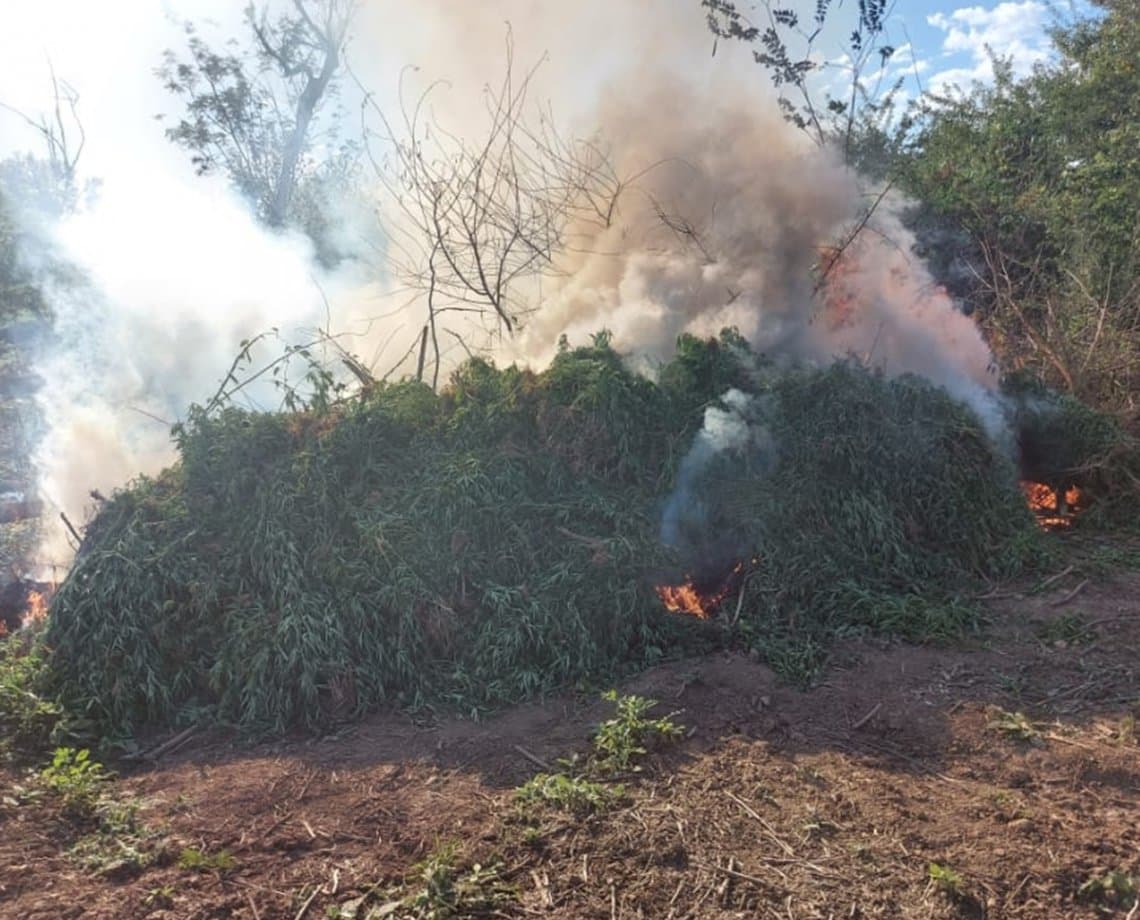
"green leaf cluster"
43,336,1061,735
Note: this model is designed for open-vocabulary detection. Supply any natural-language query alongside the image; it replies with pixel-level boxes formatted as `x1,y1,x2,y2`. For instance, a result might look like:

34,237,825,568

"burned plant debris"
42,334,1129,736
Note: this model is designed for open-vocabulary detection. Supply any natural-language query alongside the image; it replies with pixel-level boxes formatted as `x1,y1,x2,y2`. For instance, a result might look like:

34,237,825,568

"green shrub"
40,747,111,817
592,689,683,775
0,635,64,761
516,772,621,815
45,337,1051,733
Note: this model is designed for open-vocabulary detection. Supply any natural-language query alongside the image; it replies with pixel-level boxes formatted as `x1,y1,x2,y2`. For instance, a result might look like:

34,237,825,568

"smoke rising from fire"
507,78,1004,439
661,388,774,559
30,174,331,565
2,0,1013,570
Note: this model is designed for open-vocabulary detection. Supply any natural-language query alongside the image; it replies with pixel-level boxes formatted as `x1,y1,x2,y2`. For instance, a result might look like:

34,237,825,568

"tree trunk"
269,42,339,226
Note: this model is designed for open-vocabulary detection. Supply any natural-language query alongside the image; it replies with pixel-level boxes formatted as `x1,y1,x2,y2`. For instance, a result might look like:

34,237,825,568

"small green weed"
71,824,153,878
514,691,683,817
178,846,236,873
516,772,622,815
990,791,1032,822
1035,614,1093,646
592,690,683,775
1078,870,1138,905
1118,713,1136,745
0,637,64,762
37,749,164,875
987,709,1042,744
144,886,176,909
1071,543,1140,576
40,747,112,817
994,667,1029,699
369,841,515,919
928,862,964,894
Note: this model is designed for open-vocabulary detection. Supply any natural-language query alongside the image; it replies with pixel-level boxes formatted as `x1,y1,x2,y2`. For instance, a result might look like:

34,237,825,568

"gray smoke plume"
507,77,1004,440
2,0,1015,569
661,388,774,557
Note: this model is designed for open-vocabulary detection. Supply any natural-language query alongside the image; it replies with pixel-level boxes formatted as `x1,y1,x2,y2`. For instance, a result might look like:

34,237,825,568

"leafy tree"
701,0,896,156
159,0,359,265
895,2,1140,409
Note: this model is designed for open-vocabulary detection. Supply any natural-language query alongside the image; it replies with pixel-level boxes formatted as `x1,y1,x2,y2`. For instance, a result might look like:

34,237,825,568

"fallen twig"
725,791,795,855
974,589,1021,601
122,725,199,762
513,744,553,772
1035,565,1074,594
531,870,554,908
245,892,263,920
1050,579,1089,608
851,702,882,731
1043,732,1099,752
695,860,774,888
60,512,82,545
555,526,607,550
294,885,320,920
1083,613,1140,630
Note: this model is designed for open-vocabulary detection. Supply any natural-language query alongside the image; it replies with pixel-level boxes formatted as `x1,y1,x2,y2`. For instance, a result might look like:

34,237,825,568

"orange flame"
656,559,753,619
1021,481,1084,530
23,590,50,627
656,580,717,619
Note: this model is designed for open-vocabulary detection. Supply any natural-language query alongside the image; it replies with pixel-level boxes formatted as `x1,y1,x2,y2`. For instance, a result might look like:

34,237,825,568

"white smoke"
31,168,336,565
661,388,773,553
504,78,1004,440
0,0,1014,569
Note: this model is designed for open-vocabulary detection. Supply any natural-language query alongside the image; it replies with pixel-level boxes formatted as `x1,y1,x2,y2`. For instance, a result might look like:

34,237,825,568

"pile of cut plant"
41,333,1134,737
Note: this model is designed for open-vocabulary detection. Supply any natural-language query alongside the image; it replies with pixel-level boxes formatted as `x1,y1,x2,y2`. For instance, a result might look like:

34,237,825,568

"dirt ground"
2,549,1138,919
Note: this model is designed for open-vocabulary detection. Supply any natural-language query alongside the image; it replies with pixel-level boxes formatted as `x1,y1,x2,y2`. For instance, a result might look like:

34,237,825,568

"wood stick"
1036,565,1074,593
695,860,772,888
1050,579,1089,608
725,791,795,855
293,885,320,920
851,702,882,731
144,726,198,761
60,511,82,544
513,744,553,772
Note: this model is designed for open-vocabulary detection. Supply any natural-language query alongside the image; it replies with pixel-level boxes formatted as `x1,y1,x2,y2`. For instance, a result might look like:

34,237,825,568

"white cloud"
926,2,1052,92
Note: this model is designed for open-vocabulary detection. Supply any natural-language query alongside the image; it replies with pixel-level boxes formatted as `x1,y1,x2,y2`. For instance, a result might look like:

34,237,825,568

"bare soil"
2,555,1138,919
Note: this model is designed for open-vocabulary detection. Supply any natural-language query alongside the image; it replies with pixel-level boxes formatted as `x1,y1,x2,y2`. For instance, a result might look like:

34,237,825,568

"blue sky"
852,1,1093,95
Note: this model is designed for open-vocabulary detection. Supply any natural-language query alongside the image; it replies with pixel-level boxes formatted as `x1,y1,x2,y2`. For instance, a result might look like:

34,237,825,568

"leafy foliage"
158,2,359,265
378,843,514,920
515,772,621,815
894,3,1140,410
928,862,964,894
700,0,894,150
592,689,684,775
0,634,67,761
516,690,681,815
1079,869,1138,905
177,846,237,873
40,747,112,817
691,363,1041,673
46,336,1050,734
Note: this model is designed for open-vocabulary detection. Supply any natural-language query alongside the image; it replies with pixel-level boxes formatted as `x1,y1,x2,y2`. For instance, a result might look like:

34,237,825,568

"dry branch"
356,39,625,387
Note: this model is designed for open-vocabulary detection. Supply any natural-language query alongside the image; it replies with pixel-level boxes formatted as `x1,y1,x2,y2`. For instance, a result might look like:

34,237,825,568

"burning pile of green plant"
44,333,1078,735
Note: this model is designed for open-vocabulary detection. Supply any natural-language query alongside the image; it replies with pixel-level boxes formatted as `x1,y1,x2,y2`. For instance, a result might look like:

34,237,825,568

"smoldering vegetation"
46,334,1052,735
3,0,1139,745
